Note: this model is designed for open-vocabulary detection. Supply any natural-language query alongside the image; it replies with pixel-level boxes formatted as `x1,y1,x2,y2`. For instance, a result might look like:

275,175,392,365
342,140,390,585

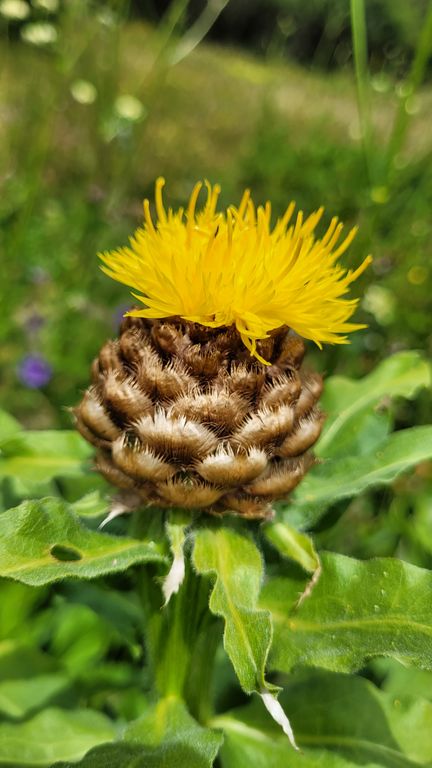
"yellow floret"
99,178,372,363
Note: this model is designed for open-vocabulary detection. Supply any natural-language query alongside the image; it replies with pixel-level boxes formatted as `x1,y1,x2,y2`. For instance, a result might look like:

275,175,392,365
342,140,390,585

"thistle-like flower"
75,180,370,518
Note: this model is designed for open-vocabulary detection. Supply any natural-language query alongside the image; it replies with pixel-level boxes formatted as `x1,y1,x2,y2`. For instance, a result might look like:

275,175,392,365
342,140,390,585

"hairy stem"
137,536,220,722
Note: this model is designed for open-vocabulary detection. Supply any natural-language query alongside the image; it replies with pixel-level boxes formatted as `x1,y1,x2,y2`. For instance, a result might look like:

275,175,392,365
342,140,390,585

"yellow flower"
99,178,371,364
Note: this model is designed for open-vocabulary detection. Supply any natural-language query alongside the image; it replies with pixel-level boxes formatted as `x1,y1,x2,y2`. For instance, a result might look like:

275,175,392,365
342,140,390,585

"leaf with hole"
0,497,166,585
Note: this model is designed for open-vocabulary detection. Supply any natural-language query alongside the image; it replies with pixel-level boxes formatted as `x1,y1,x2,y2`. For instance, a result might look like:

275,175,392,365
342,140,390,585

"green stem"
384,1,432,185
186,625,220,723
137,541,220,722
350,0,375,188
157,579,191,697
170,0,230,66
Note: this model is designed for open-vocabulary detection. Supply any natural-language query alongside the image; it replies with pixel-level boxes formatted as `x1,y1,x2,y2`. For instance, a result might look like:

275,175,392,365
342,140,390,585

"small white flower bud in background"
20,20,57,44
70,80,97,105
0,0,30,19
114,95,146,122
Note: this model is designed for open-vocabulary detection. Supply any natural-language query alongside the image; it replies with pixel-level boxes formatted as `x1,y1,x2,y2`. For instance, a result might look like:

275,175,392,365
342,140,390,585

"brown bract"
75,317,324,519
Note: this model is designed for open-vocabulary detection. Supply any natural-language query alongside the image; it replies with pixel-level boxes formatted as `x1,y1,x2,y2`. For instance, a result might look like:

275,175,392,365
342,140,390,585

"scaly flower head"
99,179,371,363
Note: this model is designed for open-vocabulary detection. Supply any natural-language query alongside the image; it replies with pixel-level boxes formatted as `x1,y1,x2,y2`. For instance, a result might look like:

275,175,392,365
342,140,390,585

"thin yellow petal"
99,180,371,363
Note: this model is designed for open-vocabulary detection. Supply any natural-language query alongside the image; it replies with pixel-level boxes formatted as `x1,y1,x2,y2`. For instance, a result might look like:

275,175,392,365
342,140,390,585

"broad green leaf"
0,410,22,446
193,528,273,695
124,696,223,767
0,645,58,680
0,430,92,496
378,659,432,703
214,670,432,767
62,581,142,646
0,580,44,639
264,522,320,573
318,352,431,459
49,603,115,673
0,645,68,719
54,698,224,767
0,674,69,720
52,743,151,768
56,475,110,505
0,707,115,766
286,426,432,528
261,552,432,673
0,497,165,585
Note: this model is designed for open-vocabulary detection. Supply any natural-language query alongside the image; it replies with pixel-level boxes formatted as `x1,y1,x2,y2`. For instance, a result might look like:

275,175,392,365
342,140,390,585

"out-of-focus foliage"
141,0,429,74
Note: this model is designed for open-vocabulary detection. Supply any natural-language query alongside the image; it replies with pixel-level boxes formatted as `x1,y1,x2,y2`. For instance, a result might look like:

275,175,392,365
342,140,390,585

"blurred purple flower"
18,354,52,389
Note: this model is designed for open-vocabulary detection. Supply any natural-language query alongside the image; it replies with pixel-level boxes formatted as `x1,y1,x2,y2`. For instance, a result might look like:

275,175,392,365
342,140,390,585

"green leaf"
0,674,70,720
49,603,115,673
52,743,149,768
0,410,22,446
56,475,110,506
0,497,165,585
261,552,432,674
378,659,432,703
62,581,142,646
286,426,432,528
193,527,273,695
0,430,92,496
0,645,69,719
69,491,109,519
124,696,223,766
55,697,223,767
0,707,115,766
264,522,320,573
0,581,44,639
0,646,57,680
214,670,432,767
318,352,431,459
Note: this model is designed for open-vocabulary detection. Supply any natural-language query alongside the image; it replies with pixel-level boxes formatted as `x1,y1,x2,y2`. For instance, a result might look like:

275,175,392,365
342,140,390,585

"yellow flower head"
99,178,372,364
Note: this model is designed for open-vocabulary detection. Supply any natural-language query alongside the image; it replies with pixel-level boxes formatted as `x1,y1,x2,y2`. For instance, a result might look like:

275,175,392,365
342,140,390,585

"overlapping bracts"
75,316,324,519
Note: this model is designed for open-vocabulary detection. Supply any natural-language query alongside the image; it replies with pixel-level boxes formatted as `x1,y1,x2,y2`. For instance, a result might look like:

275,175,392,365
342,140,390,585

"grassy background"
1,0,431,429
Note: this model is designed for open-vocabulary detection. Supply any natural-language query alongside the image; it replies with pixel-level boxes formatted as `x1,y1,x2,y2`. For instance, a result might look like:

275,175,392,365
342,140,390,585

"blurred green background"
1,0,431,429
